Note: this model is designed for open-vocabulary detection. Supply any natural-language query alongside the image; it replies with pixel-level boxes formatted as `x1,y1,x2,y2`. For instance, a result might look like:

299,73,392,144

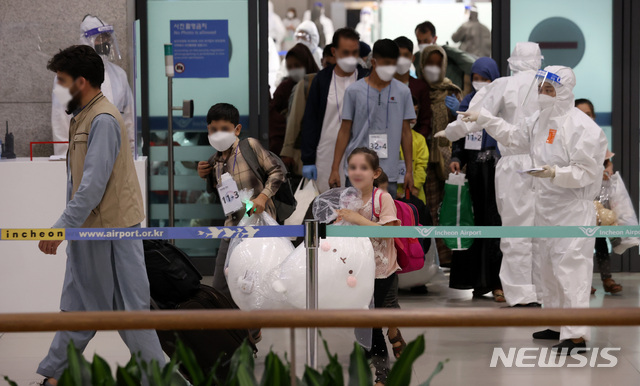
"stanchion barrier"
2,225,639,241
3,222,639,370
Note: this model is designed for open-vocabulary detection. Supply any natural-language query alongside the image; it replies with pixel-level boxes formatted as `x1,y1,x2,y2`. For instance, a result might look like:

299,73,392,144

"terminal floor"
1,272,640,385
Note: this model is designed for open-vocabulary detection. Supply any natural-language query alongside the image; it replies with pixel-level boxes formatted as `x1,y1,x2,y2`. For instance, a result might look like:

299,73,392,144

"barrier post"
304,219,319,369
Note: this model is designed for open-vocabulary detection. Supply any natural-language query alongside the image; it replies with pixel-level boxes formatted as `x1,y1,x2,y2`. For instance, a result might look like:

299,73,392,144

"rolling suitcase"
153,284,258,381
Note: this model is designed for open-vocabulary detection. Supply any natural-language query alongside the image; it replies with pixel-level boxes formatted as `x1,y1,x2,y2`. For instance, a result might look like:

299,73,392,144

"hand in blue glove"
302,165,317,180
445,94,460,116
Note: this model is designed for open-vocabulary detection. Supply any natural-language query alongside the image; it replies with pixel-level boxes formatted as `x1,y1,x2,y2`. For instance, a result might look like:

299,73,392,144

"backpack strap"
238,139,267,184
372,188,382,218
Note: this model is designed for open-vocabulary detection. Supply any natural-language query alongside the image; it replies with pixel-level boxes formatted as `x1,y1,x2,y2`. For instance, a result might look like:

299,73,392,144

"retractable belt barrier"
1,225,639,241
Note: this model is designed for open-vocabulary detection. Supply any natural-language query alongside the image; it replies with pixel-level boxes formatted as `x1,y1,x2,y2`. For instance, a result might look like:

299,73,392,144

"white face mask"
286,11,295,19
288,68,306,83
375,64,397,82
396,57,412,75
418,43,433,52
423,65,441,83
337,56,358,73
472,81,490,91
52,82,73,107
537,94,555,110
208,130,237,152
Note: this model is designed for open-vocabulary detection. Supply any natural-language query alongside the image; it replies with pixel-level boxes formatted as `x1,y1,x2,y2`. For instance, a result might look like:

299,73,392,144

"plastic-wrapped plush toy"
225,208,294,310
270,187,376,309
271,237,375,309
594,200,618,226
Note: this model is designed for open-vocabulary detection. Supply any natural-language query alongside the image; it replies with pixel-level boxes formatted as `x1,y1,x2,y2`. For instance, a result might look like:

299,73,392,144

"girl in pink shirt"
336,147,404,385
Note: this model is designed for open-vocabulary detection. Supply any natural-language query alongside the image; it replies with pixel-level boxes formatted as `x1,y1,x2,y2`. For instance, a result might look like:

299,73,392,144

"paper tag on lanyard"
464,132,483,150
217,172,243,215
396,159,407,183
369,134,388,158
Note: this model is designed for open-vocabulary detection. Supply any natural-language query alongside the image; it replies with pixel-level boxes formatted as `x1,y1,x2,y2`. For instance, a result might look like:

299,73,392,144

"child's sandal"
387,329,407,359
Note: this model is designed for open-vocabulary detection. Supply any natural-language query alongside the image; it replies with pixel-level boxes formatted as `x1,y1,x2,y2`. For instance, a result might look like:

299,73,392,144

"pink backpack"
373,189,425,274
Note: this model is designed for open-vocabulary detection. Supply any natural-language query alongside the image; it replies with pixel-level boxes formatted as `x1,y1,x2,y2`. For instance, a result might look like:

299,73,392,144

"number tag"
464,132,483,150
389,160,404,183
369,134,388,158
217,173,243,215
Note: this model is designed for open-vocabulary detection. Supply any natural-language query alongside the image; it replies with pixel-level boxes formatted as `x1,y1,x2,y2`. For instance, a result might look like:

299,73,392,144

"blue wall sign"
170,20,229,78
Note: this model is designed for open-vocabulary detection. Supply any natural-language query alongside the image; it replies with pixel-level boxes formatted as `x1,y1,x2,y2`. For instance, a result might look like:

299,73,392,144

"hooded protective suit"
303,3,334,49
51,16,135,156
443,42,543,306
295,20,322,68
268,1,286,49
476,66,608,341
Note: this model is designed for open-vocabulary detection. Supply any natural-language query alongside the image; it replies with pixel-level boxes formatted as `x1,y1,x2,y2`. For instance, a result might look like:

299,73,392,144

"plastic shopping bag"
285,178,319,226
608,172,640,254
225,210,294,310
439,173,474,250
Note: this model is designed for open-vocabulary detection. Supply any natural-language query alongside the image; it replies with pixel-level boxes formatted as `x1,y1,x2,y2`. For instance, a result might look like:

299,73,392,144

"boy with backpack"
197,103,287,301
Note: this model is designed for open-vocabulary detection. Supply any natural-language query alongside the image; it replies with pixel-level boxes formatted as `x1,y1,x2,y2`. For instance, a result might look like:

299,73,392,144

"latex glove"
433,131,447,139
302,165,317,180
529,165,556,179
445,95,460,115
458,110,480,122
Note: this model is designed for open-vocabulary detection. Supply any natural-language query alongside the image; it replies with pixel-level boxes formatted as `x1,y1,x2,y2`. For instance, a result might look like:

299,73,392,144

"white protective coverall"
268,1,286,49
475,66,607,341
303,5,334,49
275,21,322,86
442,42,543,306
51,16,135,156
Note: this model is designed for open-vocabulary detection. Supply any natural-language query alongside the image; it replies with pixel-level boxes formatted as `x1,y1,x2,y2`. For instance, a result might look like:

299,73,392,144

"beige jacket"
68,93,144,228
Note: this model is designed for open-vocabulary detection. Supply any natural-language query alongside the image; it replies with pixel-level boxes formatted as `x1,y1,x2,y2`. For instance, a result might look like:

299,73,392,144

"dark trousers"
368,273,399,382
594,237,612,281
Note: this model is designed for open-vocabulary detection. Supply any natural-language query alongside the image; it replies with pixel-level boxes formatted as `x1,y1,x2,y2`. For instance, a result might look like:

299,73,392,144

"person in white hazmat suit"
275,20,322,86
294,20,323,68
458,66,607,353
435,42,543,307
52,15,135,156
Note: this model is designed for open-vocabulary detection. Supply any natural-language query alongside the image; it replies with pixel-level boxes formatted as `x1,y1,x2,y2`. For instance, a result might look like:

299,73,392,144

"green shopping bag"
439,173,475,250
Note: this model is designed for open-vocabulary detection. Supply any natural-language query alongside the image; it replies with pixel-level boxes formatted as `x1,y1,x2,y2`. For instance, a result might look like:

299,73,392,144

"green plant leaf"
417,359,449,386
236,364,258,386
347,342,371,386
175,338,205,384
58,370,74,386
301,366,324,386
321,336,344,386
259,351,289,386
149,359,164,385
386,335,425,386
91,354,115,386
117,354,142,385
64,340,92,385
226,340,256,386
3,376,18,386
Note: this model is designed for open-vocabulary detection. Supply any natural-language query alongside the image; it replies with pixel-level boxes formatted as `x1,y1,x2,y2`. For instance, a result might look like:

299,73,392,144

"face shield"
81,25,121,61
524,69,563,108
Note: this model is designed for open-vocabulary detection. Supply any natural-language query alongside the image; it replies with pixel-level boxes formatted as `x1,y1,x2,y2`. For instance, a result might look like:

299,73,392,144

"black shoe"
552,339,587,355
511,302,542,308
532,329,560,340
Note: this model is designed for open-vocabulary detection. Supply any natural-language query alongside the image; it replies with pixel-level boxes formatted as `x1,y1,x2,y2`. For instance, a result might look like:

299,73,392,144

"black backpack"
143,240,202,309
239,139,296,224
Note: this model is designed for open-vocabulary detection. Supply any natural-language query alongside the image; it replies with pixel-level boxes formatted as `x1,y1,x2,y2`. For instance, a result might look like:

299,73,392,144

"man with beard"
36,45,164,385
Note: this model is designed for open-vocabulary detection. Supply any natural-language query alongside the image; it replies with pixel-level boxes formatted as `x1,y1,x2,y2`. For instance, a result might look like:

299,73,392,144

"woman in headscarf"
269,43,319,155
420,45,462,267
447,57,505,301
